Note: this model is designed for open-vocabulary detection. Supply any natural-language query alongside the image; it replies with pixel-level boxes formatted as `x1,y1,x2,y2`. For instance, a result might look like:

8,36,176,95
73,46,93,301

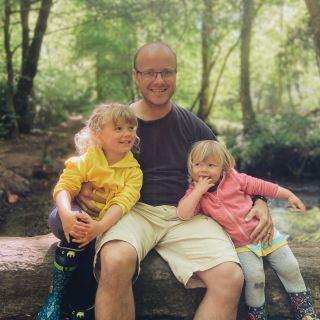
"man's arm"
75,182,105,217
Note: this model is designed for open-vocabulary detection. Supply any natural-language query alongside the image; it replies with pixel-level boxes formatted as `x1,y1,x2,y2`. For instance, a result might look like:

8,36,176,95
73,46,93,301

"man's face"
133,46,177,108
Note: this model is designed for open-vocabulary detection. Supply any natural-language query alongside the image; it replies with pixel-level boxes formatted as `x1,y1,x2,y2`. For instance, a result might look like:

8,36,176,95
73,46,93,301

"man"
77,42,273,320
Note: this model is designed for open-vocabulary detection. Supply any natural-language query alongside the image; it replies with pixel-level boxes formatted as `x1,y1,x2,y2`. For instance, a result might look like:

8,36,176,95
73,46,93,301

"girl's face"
191,155,223,184
97,119,137,162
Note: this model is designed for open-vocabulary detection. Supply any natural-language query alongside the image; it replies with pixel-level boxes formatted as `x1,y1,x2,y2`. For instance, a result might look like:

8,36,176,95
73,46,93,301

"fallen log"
0,234,319,319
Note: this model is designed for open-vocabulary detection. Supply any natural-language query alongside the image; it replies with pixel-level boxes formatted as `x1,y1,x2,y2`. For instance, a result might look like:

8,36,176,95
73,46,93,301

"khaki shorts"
94,202,239,288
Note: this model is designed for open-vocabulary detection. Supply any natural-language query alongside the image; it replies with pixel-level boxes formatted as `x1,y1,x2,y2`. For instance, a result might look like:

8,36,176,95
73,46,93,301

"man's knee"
199,262,244,290
99,240,137,282
223,262,244,290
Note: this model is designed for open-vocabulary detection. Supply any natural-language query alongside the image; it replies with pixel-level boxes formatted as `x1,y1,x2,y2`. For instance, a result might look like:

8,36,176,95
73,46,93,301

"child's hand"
71,213,102,248
288,195,306,213
61,211,79,243
194,177,215,194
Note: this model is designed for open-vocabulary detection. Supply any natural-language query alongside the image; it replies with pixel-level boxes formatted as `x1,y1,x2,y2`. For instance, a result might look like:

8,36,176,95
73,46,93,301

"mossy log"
0,234,319,319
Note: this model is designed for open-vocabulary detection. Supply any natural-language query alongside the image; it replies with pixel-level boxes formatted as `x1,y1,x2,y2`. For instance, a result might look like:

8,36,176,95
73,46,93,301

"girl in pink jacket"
177,140,318,320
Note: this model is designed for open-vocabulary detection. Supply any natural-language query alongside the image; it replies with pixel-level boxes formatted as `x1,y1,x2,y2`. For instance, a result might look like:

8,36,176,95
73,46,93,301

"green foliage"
226,113,320,179
74,18,137,103
0,0,319,137
0,112,17,139
73,0,191,104
33,67,93,128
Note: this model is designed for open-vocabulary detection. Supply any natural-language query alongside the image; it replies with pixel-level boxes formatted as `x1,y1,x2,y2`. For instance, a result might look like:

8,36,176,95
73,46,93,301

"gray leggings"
238,245,306,307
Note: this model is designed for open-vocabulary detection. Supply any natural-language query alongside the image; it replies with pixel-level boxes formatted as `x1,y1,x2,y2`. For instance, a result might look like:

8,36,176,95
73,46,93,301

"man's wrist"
252,195,268,204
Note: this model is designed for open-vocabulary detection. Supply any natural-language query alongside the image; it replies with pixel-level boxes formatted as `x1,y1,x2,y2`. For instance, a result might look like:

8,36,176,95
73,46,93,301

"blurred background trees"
2,0,53,135
1,0,319,178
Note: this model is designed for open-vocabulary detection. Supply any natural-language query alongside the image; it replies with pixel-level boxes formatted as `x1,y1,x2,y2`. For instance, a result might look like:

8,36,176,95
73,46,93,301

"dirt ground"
0,117,84,237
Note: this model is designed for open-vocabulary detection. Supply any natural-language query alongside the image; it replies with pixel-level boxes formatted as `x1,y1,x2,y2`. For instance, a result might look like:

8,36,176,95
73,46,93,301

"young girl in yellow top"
36,103,142,320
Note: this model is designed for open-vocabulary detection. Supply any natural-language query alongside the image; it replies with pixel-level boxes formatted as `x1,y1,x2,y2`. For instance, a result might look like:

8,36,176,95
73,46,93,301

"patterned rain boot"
69,306,95,320
288,290,319,320
248,304,267,320
36,242,83,320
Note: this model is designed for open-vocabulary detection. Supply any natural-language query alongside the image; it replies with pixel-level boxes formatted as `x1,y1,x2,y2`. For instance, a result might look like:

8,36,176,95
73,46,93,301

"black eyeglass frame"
134,68,177,80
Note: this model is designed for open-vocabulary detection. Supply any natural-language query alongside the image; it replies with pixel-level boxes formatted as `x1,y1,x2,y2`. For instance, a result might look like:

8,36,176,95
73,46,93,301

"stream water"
267,180,320,242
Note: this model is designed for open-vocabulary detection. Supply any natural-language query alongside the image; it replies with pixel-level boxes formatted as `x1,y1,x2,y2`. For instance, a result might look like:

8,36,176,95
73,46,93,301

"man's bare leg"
194,262,244,320
95,240,138,320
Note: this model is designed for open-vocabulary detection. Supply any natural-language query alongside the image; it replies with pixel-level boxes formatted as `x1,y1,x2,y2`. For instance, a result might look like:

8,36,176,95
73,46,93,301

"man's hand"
245,199,274,245
75,182,105,217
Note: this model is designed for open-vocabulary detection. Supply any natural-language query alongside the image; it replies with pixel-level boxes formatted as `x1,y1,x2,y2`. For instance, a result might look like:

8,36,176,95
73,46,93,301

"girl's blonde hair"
187,140,235,177
74,103,138,154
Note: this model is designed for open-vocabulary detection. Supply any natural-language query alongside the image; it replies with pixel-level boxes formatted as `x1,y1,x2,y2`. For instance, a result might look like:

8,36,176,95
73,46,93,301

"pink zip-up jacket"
177,169,279,247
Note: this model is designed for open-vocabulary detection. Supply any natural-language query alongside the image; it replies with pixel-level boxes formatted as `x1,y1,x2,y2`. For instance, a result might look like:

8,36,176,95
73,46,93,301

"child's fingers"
72,236,91,248
74,221,91,229
290,204,297,212
78,241,89,248
70,222,89,236
290,201,306,213
73,221,91,232
69,231,84,241
74,213,91,223
64,232,70,243
72,225,89,236
71,237,87,244
298,202,306,213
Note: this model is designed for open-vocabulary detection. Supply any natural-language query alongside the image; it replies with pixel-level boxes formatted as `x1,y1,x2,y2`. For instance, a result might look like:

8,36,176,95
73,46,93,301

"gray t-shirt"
135,103,216,206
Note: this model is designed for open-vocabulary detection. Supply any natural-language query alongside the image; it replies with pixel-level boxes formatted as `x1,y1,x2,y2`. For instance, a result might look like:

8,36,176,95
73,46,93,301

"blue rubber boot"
288,289,319,320
36,243,83,320
247,304,267,320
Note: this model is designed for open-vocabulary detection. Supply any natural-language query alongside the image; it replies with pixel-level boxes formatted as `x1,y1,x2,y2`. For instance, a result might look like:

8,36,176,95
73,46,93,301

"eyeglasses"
135,69,177,81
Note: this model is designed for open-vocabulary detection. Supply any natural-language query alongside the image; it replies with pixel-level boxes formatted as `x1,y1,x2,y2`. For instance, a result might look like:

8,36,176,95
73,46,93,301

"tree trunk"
197,0,214,121
13,0,53,133
305,0,320,74
305,0,320,57
20,0,31,68
2,0,18,137
240,0,256,133
275,5,284,115
207,38,240,118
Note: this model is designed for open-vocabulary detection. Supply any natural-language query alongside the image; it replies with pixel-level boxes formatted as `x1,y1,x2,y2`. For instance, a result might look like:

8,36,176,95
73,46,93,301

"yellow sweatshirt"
53,146,142,220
